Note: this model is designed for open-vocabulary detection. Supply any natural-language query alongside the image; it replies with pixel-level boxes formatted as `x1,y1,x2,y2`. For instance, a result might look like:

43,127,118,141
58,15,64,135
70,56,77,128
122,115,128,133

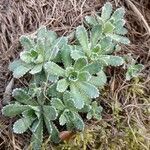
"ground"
0,0,150,149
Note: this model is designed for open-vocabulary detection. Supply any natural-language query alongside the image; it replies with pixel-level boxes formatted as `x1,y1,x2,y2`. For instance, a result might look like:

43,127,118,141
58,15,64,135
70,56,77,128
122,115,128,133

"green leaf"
59,112,67,126
20,35,34,50
76,26,90,56
22,109,36,118
99,55,124,66
90,25,102,46
31,119,43,150
48,75,58,83
13,117,34,134
44,117,52,134
89,70,107,87
70,84,85,109
29,64,43,74
87,101,102,120
46,30,57,45
101,2,112,21
103,22,114,33
82,62,101,74
52,36,68,49
56,79,69,92
33,54,44,64
73,114,85,131
37,26,47,40
13,65,33,78
12,88,37,105
44,61,65,76
114,19,127,35
78,71,91,81
51,98,65,111
78,82,99,98
2,104,29,117
43,106,58,121
74,58,88,71
126,64,144,80
70,50,85,60
85,16,98,26
61,45,72,68
9,60,23,71
51,122,60,143
47,84,62,98
115,27,128,35
107,34,130,44
111,7,125,21
20,51,32,63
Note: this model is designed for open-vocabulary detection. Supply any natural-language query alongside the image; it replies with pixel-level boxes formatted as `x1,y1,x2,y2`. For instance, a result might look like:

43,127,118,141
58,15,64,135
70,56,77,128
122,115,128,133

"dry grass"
0,0,150,149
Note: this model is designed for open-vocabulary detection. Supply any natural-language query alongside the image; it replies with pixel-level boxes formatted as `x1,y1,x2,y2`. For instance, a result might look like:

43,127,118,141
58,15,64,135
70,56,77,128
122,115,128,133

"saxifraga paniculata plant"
2,2,143,150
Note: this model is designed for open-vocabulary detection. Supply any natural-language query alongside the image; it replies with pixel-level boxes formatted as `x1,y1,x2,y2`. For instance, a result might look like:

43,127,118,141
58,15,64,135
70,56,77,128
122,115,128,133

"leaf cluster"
2,2,143,150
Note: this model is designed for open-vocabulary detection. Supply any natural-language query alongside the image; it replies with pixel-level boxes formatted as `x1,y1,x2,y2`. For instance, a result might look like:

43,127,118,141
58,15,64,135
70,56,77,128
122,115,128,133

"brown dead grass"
0,0,150,149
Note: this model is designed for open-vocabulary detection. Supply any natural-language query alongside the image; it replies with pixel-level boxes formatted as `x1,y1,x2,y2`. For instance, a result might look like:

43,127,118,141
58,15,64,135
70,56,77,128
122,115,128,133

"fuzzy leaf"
13,117,34,134
78,71,91,81
29,64,43,74
74,58,88,71
76,26,90,56
115,27,128,35
13,65,33,78
126,64,144,80
73,114,84,131
90,25,102,46
85,16,98,26
12,88,37,105
20,51,32,63
107,34,130,44
2,104,29,117
37,26,47,40
9,60,23,71
70,50,85,60
70,84,85,109
61,45,72,68
51,122,60,143
43,106,58,121
89,70,107,87
101,2,112,21
111,7,125,21
20,35,34,50
46,30,57,45
59,112,67,126
78,82,99,98
99,55,124,66
31,119,43,150
47,84,62,98
56,79,69,93
103,22,114,33
44,117,52,134
51,98,65,111
82,62,101,74
87,101,102,120
22,109,36,118
52,36,68,49
44,61,65,76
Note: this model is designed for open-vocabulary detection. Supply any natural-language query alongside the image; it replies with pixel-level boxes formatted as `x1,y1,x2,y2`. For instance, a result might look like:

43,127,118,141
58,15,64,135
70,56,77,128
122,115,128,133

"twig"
125,0,150,35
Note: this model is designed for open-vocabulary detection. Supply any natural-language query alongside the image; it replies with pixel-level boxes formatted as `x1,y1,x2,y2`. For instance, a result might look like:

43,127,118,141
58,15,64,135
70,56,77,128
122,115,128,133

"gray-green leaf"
2,104,29,117
44,61,65,76
13,117,34,134
101,2,112,21
76,26,90,56
56,79,69,92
